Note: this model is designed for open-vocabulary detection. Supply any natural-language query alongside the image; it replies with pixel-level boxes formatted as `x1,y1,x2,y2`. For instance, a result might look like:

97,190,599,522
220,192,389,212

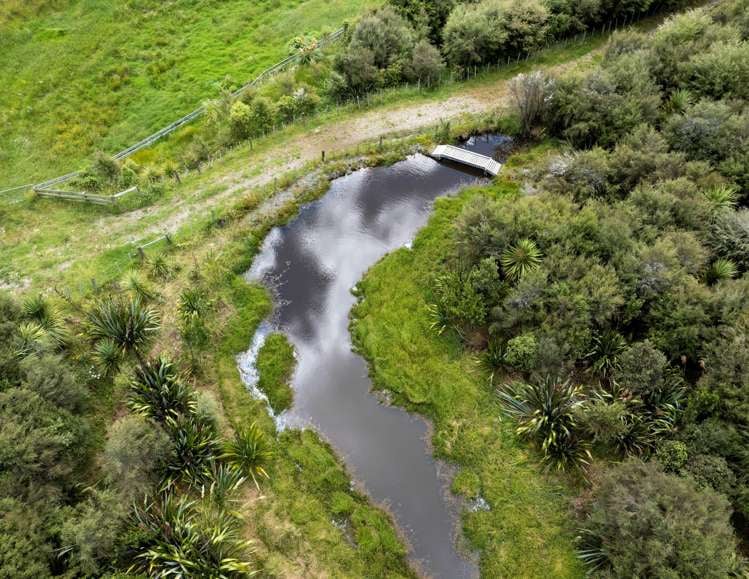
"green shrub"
0,497,54,578
684,453,737,496
102,414,173,500
577,395,629,450
60,489,127,576
503,333,538,372
406,39,445,86
249,97,275,137
229,100,253,142
655,440,688,472
578,459,738,576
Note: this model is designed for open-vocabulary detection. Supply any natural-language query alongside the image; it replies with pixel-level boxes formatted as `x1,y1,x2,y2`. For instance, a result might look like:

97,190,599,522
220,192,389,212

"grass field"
350,173,584,577
0,0,378,188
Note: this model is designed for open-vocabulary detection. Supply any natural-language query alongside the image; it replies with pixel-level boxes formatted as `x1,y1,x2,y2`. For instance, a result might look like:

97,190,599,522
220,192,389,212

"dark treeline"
430,1,749,575
334,0,696,97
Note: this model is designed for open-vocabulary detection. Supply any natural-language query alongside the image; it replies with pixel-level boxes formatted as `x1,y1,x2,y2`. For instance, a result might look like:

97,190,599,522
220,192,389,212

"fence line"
8,27,346,195
35,185,138,205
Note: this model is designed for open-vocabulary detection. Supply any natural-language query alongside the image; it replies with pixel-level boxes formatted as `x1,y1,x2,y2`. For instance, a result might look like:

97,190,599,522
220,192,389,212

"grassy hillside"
0,0,377,187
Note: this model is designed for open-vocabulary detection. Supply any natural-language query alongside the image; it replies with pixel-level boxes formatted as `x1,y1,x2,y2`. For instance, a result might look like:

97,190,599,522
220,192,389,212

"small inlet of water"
238,136,511,578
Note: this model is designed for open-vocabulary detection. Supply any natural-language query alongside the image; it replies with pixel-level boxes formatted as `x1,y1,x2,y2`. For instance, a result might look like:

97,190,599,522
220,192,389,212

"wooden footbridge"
431,145,502,176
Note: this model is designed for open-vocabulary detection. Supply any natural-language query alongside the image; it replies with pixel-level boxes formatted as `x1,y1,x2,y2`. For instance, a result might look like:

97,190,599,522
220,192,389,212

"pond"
239,135,510,578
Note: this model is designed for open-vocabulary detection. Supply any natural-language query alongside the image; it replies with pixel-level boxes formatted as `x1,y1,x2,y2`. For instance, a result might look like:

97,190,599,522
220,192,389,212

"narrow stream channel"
239,136,509,578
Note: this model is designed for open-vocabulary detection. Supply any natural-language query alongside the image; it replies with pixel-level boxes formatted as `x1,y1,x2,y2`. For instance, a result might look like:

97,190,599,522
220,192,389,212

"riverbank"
349,156,584,577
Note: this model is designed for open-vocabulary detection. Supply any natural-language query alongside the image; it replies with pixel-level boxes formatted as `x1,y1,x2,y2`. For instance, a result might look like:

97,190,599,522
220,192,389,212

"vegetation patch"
256,333,296,414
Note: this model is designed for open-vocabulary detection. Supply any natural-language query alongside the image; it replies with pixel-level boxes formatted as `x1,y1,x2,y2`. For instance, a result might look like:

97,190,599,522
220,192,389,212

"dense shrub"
443,0,549,68
334,6,416,96
503,333,539,371
547,53,661,148
388,0,458,44
578,460,738,576
435,6,749,558
406,39,446,86
228,100,253,141
510,71,552,136
102,415,173,500
0,497,54,578
0,293,97,576
664,100,749,163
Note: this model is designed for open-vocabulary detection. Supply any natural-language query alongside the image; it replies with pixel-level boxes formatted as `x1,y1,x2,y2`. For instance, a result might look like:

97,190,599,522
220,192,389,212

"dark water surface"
239,136,509,578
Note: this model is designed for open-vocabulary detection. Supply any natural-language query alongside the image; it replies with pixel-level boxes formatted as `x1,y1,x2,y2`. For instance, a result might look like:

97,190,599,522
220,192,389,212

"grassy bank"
210,279,413,577
350,170,584,577
0,29,602,293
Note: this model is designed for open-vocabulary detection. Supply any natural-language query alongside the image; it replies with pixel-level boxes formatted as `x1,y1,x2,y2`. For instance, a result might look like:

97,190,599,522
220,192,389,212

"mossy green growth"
256,332,296,414
350,162,584,577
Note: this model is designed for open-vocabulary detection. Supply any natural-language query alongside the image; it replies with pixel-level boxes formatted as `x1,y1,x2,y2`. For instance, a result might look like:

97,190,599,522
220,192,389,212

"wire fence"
0,27,346,197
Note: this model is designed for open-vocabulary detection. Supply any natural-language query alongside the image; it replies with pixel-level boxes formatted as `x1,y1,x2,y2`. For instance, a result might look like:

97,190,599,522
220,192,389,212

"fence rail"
34,185,138,205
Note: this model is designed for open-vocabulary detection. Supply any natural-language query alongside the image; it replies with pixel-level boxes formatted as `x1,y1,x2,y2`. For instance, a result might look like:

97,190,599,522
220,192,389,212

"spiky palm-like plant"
478,337,505,385
426,303,450,336
124,271,158,302
500,239,542,282
205,464,246,510
22,293,52,323
21,294,69,350
702,185,738,212
576,527,609,574
148,255,174,281
498,377,590,471
587,331,627,380
129,357,196,422
706,258,738,285
86,296,160,361
666,88,693,115
131,493,255,577
222,423,272,488
165,414,221,489
93,338,123,377
178,288,211,323
14,321,51,358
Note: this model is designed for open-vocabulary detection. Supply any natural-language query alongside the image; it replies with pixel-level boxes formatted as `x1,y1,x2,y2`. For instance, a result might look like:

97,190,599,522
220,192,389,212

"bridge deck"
431,144,502,176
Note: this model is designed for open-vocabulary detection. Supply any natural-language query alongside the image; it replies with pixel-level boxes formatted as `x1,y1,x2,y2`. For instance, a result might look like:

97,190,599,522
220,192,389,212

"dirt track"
112,53,592,239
